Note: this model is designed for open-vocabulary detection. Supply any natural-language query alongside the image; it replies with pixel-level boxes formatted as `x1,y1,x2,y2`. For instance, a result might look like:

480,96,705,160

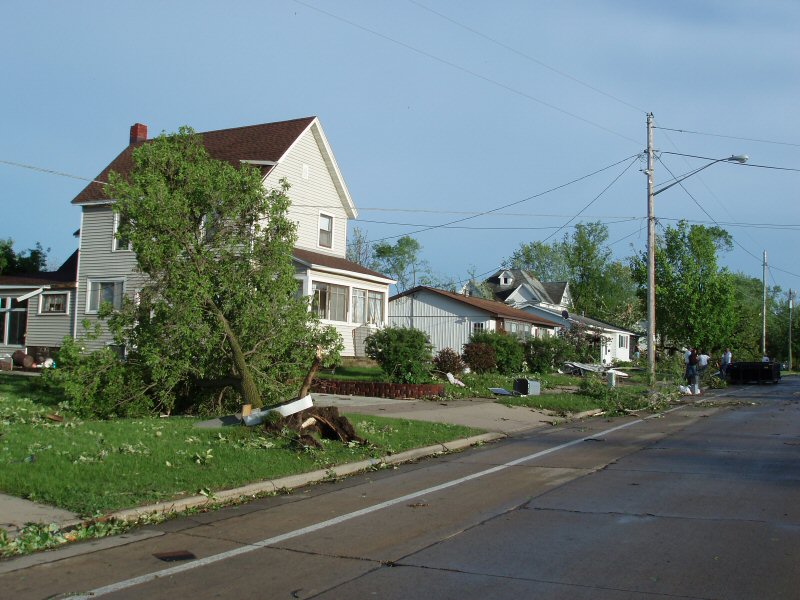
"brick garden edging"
311,379,444,399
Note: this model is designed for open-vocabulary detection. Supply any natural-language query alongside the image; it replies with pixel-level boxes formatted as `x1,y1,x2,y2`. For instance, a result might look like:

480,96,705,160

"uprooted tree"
105,127,341,413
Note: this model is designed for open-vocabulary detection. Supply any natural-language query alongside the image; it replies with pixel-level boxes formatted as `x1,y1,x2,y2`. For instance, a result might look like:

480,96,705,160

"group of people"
684,347,732,395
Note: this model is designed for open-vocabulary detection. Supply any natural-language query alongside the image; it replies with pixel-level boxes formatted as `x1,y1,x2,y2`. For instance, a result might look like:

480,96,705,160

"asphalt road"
3,380,799,599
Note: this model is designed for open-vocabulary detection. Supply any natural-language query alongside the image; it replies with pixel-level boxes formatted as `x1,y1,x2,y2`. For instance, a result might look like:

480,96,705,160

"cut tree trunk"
263,406,365,449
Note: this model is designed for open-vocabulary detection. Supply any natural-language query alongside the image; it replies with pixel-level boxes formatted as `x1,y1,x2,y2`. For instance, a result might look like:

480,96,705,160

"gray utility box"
513,378,541,396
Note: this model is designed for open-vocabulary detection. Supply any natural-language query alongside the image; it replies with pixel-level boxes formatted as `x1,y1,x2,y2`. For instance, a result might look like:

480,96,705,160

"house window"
319,214,333,249
40,292,68,314
88,280,124,313
618,334,629,349
472,322,485,334
0,297,28,346
312,282,347,322
113,213,132,251
352,289,384,324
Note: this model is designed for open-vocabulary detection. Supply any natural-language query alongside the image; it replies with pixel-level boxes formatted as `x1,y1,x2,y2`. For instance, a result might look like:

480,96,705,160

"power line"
406,0,646,114
293,0,640,145
659,151,800,173
0,159,105,185
654,126,800,149
349,153,641,246
539,156,639,243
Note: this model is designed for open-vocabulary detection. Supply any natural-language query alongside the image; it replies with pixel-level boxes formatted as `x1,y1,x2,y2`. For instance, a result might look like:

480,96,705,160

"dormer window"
319,214,333,249
500,271,513,286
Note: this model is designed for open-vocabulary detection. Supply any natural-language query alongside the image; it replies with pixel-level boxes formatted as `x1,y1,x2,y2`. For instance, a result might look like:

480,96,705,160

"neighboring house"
480,268,636,363
69,117,394,357
388,285,560,355
0,250,78,359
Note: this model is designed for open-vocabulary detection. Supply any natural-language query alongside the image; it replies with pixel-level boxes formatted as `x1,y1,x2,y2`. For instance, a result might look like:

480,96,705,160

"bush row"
364,326,599,383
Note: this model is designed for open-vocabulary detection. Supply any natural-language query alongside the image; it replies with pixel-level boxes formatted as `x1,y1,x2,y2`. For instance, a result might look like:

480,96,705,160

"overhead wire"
654,126,800,149
292,0,640,145
348,152,641,246
406,0,647,114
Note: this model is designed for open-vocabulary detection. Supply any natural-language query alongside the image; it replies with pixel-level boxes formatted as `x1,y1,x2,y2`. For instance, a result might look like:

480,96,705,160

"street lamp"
645,113,747,385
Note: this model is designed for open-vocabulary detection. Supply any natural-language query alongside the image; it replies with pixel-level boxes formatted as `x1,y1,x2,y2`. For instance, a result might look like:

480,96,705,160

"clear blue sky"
2,1,798,293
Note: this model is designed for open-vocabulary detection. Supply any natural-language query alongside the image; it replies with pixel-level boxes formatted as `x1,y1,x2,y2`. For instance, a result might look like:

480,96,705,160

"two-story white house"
65,117,393,357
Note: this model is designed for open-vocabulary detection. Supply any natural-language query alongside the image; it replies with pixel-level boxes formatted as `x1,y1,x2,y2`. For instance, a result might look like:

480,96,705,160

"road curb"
94,432,506,526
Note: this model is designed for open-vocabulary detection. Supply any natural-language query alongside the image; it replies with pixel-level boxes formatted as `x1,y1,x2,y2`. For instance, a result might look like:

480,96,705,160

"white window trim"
112,213,132,252
38,291,70,316
86,278,125,314
0,297,28,347
318,212,334,250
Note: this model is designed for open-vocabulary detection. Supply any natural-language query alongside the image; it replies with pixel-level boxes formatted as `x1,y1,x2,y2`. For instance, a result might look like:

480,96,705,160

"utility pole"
762,250,768,356
789,289,794,371
646,113,656,386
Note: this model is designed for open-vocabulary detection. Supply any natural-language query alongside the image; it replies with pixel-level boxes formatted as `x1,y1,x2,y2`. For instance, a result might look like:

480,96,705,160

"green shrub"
41,337,153,418
364,327,433,384
462,342,496,373
433,347,466,375
469,331,524,374
524,336,573,373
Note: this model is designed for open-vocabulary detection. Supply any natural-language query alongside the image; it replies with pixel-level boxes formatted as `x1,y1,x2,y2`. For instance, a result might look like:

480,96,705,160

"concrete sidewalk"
313,393,564,434
0,394,562,542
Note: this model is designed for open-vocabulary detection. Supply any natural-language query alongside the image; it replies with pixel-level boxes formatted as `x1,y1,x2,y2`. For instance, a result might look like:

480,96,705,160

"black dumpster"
727,361,781,384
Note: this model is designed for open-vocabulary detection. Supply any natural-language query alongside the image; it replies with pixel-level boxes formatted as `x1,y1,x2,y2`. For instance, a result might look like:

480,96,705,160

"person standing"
721,348,732,378
686,348,700,395
698,350,710,379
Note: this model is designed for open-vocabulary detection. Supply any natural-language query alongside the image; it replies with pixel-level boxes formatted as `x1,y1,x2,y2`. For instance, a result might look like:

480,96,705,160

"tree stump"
263,406,366,450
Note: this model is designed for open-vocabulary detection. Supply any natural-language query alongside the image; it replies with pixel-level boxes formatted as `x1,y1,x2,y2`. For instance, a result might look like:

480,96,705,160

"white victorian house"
481,269,636,364
65,117,393,357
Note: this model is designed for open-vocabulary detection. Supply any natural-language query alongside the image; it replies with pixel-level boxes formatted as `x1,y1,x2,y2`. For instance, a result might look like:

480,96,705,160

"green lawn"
0,373,481,516
316,366,385,382
497,393,600,413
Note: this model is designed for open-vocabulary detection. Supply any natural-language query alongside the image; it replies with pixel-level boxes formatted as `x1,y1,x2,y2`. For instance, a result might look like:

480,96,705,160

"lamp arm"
652,158,723,196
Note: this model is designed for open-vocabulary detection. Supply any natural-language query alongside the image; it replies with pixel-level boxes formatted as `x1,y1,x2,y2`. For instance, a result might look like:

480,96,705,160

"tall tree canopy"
507,222,641,328
372,235,428,293
106,127,340,411
0,239,49,275
631,220,735,352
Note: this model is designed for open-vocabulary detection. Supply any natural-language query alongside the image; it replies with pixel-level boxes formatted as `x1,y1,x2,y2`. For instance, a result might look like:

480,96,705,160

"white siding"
265,126,349,258
388,291,495,355
298,267,390,357
75,206,146,350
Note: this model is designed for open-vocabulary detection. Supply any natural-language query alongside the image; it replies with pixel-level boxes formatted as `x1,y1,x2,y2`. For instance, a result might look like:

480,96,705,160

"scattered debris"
446,372,466,387
488,387,515,396
563,361,629,378
407,502,429,508
45,414,64,422
263,406,366,450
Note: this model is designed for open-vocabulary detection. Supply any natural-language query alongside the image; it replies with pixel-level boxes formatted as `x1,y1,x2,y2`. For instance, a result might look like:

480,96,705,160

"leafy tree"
372,236,429,293
106,127,341,411
507,240,568,282
506,222,641,327
0,239,49,275
631,221,735,353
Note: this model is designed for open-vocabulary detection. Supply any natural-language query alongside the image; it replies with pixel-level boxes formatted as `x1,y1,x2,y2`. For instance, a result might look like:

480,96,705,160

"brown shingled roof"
72,117,316,204
292,247,393,281
391,286,560,327
0,250,78,288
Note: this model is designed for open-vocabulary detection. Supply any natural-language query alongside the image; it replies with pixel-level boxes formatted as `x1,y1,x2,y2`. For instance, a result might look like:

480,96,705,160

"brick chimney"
129,123,148,144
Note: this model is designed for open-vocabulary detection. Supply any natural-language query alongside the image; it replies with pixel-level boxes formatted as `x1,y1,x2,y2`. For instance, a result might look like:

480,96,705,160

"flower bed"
311,379,444,399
